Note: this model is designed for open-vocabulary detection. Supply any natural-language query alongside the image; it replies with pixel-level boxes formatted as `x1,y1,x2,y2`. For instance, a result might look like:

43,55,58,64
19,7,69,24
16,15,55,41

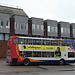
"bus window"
41,40,46,45
25,39,28,44
8,38,11,42
33,39,41,45
13,38,19,44
19,51,32,57
68,52,74,58
46,40,51,45
51,52,54,57
42,52,50,57
25,39,32,45
26,51,32,57
19,38,25,44
33,39,36,44
51,40,58,46
33,52,41,57
19,51,22,56
27,39,32,45
59,41,66,46
42,52,54,57
66,41,73,46
41,40,51,45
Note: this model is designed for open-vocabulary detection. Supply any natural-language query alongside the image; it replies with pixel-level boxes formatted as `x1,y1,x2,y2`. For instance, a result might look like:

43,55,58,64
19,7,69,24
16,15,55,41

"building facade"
58,22,70,39
0,5,28,57
0,5,75,58
44,20,58,38
28,17,44,37
70,23,75,40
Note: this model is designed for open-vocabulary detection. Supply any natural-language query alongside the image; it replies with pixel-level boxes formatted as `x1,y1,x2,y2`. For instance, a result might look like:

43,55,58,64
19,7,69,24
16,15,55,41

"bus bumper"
8,62,23,65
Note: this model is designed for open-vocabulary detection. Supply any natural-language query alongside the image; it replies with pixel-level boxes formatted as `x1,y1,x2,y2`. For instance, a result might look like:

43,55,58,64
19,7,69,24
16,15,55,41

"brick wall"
70,25,73,39
58,23,61,39
43,21,47,38
0,41,7,58
10,18,14,36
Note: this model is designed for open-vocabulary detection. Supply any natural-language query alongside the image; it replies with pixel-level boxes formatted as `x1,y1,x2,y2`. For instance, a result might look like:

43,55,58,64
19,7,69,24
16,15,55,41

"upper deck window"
8,38,11,42
41,40,51,45
18,38,25,44
59,41,66,46
66,41,73,46
51,40,58,46
13,38,32,44
13,38,19,44
13,37,73,47
33,39,41,45
25,39,32,45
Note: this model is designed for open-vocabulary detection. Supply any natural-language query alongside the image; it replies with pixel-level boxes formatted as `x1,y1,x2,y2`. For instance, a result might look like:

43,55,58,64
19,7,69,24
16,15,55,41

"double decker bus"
6,36,75,65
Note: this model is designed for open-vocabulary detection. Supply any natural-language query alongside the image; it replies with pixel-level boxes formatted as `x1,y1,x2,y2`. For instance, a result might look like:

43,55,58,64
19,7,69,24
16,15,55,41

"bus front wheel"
60,59,65,65
23,59,30,66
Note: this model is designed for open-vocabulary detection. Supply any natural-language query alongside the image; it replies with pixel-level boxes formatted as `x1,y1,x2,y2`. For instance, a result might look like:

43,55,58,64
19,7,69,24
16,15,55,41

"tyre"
23,59,30,66
60,59,65,65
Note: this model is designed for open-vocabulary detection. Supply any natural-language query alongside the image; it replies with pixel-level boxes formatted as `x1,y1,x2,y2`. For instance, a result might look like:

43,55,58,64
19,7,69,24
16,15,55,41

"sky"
0,0,75,23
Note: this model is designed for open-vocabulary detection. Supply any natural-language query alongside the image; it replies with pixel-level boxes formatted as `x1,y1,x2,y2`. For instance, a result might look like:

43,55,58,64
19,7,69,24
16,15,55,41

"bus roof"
9,36,73,42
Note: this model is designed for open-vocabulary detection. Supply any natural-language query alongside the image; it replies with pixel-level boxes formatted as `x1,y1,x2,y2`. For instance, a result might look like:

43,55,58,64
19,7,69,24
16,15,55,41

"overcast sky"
0,0,75,23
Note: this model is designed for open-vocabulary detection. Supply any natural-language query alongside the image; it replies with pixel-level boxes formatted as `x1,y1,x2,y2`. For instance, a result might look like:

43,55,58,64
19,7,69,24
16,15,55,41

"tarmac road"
0,58,75,75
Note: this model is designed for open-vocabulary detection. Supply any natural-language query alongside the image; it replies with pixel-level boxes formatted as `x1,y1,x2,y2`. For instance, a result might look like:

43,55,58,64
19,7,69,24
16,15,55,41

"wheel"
23,59,30,66
60,59,65,65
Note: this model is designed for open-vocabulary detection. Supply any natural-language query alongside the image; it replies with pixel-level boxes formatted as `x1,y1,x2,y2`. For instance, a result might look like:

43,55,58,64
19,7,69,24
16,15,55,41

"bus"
6,36,75,65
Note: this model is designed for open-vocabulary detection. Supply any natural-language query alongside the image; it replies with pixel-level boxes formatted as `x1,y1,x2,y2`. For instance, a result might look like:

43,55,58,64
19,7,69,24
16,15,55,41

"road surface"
0,59,75,75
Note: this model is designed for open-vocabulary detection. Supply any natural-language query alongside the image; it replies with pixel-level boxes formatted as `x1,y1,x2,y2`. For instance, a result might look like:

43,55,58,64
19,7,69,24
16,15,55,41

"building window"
52,26,54,32
37,25,39,30
0,34,3,40
68,28,70,34
73,29,75,34
61,27,63,33
5,34,9,40
0,21,4,28
15,22,17,29
6,21,10,28
64,28,67,33
25,24,28,30
20,23,23,30
32,24,35,31
41,25,43,31
15,22,19,29
55,27,57,33
48,26,50,32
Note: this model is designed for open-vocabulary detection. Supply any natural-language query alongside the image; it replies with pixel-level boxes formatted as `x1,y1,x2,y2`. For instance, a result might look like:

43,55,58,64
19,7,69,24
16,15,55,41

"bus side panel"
10,44,23,63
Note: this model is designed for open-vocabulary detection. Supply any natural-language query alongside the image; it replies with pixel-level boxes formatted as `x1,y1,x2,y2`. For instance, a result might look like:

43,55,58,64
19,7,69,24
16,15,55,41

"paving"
0,59,41,73
0,58,75,75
